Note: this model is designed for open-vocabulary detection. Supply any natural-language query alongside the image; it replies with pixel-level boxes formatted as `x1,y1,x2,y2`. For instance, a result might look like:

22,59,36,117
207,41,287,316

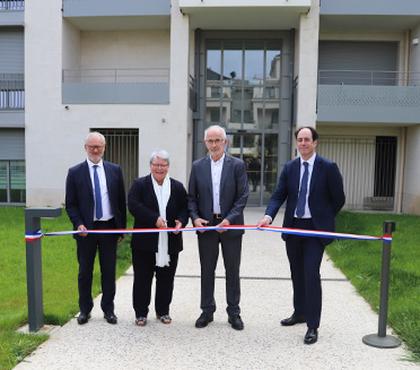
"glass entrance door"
227,132,278,206
205,39,282,205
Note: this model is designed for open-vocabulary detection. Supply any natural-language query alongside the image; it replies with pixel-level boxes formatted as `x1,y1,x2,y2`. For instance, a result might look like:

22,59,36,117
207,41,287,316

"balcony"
320,0,420,32
321,0,420,16
317,70,420,125
0,73,24,127
62,0,170,30
62,68,169,104
179,0,311,29
0,0,24,26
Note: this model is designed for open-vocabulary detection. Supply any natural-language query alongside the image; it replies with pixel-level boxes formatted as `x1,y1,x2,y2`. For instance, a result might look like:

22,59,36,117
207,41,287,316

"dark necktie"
93,165,103,220
296,162,309,218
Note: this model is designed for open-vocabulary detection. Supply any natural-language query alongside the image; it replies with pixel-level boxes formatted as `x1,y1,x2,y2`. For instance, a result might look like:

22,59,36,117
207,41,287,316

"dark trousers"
131,249,179,318
286,218,325,329
197,230,242,316
76,220,118,315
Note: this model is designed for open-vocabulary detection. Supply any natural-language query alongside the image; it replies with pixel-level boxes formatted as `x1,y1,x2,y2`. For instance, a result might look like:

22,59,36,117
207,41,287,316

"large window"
205,39,282,131
0,160,25,203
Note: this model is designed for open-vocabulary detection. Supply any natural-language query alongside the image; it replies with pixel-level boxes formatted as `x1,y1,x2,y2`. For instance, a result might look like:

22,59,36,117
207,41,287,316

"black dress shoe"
104,312,118,324
195,313,214,328
77,312,90,325
228,315,244,331
304,328,318,344
280,314,305,326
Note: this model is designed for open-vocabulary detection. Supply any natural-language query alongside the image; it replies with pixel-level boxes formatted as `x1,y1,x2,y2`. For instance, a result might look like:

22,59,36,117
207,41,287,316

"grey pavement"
15,208,419,370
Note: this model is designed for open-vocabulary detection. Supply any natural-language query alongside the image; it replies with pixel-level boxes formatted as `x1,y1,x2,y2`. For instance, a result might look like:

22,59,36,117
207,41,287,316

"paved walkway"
15,208,419,370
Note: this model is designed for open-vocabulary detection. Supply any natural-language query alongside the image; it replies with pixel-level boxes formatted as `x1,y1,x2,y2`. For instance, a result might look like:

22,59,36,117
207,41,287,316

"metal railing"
318,70,420,86
0,73,24,110
0,0,24,10
62,68,170,84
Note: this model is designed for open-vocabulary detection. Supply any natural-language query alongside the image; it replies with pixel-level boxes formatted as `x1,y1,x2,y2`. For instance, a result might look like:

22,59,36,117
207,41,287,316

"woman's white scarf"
152,175,171,267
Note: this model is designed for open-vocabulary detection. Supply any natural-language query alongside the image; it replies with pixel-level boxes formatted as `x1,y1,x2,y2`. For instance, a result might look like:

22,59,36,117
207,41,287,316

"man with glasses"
65,131,126,325
188,125,249,330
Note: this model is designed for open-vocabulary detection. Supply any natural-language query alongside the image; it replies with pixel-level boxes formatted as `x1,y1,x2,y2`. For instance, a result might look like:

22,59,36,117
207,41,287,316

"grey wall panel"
0,128,24,159
63,0,170,17
321,0,420,16
0,111,24,127
62,82,169,104
319,41,398,71
0,11,24,26
0,29,24,73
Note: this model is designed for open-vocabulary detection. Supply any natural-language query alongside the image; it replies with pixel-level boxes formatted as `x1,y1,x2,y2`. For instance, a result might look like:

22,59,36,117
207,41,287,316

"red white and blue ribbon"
25,225,392,243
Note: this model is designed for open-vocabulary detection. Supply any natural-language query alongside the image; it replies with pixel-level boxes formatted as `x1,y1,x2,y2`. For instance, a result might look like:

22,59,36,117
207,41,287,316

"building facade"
1,0,420,213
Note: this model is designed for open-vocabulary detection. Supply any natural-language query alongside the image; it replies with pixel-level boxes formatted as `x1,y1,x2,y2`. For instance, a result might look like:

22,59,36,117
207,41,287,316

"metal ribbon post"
363,221,401,348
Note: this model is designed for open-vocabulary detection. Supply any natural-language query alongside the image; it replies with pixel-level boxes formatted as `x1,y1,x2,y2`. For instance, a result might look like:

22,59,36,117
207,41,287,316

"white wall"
25,0,190,207
168,0,191,183
62,19,80,69
80,30,170,69
409,22,420,78
295,0,319,127
402,125,420,214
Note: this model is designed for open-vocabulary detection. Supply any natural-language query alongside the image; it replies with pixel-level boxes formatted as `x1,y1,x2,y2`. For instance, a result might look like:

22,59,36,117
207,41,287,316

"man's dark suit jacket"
128,175,188,254
265,155,345,245
65,160,127,232
188,154,249,234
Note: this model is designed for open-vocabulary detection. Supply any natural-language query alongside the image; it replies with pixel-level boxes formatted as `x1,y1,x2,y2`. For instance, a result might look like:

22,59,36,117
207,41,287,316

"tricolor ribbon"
25,225,392,243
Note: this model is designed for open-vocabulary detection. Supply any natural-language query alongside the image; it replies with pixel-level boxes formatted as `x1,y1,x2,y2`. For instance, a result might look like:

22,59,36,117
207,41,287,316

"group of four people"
65,124,345,345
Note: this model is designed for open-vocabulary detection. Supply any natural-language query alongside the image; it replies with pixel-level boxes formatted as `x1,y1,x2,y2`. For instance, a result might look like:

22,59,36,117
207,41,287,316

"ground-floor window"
91,128,139,194
317,136,397,211
0,160,25,203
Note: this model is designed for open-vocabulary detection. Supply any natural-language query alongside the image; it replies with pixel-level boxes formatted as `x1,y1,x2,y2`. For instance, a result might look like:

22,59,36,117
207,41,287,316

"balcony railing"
318,70,420,86
62,68,169,104
0,74,24,110
317,70,420,124
62,0,170,17
0,1,24,10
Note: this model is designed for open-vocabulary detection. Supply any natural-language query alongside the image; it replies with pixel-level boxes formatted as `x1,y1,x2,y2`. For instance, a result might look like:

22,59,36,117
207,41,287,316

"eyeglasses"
86,145,104,151
151,163,169,168
205,138,224,145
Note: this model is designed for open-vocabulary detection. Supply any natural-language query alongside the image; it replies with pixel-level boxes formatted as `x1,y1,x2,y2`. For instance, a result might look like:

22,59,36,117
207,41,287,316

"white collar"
210,153,225,164
300,152,316,166
87,158,104,168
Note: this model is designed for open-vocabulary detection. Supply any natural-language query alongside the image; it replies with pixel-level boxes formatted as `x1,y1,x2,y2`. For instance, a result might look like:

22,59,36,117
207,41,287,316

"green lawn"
0,207,132,370
328,211,420,362
1,208,419,368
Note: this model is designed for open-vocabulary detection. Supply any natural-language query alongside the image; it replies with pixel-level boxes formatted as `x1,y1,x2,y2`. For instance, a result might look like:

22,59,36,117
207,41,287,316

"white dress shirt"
210,153,225,214
294,152,316,218
87,159,113,221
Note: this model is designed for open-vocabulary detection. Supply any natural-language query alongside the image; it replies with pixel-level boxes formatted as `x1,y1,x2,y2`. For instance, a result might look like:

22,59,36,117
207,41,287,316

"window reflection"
205,40,282,131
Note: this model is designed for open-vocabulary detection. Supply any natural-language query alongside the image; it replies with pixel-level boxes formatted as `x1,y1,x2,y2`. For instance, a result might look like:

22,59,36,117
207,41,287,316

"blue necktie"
93,165,103,220
296,162,309,218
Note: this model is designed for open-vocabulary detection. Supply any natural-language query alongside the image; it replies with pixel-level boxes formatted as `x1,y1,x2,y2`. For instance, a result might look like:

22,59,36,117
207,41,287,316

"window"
91,128,139,195
0,160,25,203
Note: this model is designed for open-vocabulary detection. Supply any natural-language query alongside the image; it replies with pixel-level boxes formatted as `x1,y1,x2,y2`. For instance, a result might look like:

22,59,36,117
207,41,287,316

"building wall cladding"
10,0,420,213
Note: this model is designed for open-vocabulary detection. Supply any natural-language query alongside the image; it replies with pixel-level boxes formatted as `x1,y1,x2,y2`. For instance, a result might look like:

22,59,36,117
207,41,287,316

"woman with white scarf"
128,150,188,326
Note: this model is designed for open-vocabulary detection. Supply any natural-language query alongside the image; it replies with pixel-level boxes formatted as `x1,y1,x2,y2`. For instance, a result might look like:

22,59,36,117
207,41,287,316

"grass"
328,211,420,362
1,208,419,367
0,207,132,370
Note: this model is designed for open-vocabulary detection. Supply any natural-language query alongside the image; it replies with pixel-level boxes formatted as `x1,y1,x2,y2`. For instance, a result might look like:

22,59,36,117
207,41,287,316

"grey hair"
85,131,106,145
150,149,170,165
204,125,227,140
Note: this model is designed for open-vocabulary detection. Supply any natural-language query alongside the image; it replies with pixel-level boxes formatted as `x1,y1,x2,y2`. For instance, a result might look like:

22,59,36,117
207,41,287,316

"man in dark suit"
188,125,249,330
128,150,188,326
258,126,345,344
65,132,126,325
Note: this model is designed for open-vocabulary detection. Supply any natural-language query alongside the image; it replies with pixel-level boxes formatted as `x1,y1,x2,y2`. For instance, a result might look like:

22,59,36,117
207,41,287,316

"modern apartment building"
1,0,420,214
